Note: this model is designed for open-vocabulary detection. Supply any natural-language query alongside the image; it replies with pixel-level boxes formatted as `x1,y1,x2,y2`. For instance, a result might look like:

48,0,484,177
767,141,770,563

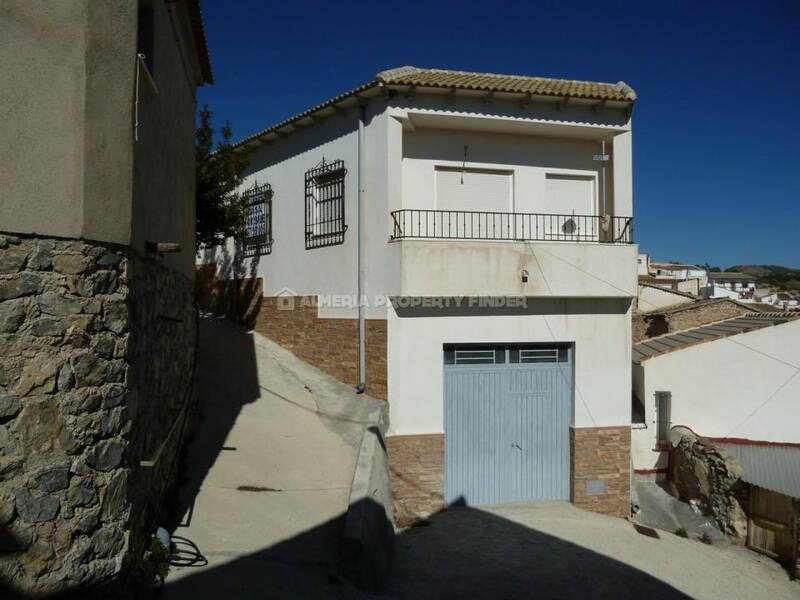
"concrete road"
387,502,799,600
163,317,383,599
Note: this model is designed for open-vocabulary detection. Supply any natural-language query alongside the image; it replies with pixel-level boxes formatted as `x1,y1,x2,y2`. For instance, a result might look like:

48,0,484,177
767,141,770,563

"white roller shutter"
543,174,595,215
436,168,512,212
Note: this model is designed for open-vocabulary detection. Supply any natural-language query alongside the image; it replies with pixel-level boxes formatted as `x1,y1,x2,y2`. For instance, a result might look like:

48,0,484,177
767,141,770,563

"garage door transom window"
444,344,569,365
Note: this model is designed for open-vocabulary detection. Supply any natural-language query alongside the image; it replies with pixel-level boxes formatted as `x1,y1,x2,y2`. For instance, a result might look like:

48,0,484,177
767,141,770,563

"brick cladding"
385,434,444,527
255,295,386,400
195,268,387,399
571,426,631,517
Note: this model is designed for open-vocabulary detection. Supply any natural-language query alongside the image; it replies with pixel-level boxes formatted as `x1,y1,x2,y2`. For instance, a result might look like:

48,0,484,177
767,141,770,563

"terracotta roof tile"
377,66,636,101
234,65,635,147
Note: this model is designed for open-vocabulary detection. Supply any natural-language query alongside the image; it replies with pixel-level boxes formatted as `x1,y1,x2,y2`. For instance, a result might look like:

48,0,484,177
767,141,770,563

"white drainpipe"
356,103,367,393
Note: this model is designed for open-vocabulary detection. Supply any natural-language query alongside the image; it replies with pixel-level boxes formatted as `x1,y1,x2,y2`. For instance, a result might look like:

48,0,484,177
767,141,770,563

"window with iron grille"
305,159,347,249
242,183,273,257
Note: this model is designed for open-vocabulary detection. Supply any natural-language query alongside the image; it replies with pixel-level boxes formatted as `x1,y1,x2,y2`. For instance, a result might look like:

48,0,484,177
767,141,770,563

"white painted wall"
631,319,800,470
202,99,399,320
401,128,611,216
401,240,638,298
701,284,753,302
637,253,650,276
637,285,694,312
388,298,633,434
204,93,635,318
676,279,700,295
202,92,636,432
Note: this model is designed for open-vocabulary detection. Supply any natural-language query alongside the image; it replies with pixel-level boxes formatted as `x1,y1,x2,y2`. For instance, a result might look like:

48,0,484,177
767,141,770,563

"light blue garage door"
443,344,572,506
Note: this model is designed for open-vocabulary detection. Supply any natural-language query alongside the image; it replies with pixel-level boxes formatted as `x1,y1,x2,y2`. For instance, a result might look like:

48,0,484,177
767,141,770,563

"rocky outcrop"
0,234,196,595
672,435,748,540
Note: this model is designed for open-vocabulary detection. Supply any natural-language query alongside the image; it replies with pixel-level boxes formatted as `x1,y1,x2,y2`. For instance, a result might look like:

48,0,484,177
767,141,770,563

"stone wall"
671,435,748,539
633,299,753,342
0,234,196,595
386,435,444,527
667,300,752,333
795,508,800,579
632,313,667,342
571,426,631,517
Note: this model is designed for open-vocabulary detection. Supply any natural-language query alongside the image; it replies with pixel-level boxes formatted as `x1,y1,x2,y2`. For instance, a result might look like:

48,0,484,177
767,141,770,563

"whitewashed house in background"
649,262,707,281
702,272,757,302
202,66,638,518
637,253,650,276
761,292,799,310
631,313,800,479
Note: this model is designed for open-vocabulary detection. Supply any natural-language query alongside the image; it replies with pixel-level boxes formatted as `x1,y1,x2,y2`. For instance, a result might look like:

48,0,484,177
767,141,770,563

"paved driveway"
387,502,799,600
163,317,383,599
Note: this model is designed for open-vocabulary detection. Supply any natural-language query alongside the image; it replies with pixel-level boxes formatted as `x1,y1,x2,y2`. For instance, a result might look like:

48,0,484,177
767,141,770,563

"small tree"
195,105,251,250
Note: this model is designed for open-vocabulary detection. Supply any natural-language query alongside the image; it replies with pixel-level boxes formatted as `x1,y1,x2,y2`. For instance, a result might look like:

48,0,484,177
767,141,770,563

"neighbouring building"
636,283,695,313
199,66,638,522
632,298,759,342
701,272,757,302
645,262,707,295
0,1,211,594
637,253,650,276
649,262,707,281
761,292,799,310
631,313,800,481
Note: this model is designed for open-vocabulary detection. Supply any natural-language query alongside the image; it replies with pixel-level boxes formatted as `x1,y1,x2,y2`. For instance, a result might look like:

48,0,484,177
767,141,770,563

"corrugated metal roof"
632,313,797,364
234,65,636,148
717,443,800,498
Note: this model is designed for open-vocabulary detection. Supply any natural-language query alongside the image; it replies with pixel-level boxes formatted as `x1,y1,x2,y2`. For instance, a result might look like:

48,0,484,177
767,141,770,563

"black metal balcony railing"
390,209,633,244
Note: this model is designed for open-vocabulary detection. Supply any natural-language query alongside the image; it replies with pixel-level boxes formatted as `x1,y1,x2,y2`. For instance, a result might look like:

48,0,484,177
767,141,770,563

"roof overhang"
185,0,213,84
234,70,636,151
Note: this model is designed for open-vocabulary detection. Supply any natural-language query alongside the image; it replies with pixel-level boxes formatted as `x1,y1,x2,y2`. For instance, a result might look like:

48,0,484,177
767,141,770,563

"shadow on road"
164,315,261,533
164,499,693,600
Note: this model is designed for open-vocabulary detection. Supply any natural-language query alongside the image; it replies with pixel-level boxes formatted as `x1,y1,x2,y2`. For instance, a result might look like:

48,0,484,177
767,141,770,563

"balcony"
390,209,633,244
392,209,638,298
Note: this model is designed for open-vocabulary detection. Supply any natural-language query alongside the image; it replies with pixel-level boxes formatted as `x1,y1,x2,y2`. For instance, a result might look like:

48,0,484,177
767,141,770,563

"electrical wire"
524,243,598,427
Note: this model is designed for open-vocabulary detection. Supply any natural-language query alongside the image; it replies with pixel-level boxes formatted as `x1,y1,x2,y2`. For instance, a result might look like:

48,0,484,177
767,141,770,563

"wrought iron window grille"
305,158,347,249
242,182,273,257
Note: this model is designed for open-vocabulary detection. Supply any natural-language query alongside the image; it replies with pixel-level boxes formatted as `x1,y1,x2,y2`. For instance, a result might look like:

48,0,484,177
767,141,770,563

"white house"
701,272,757,301
631,313,800,479
649,262,707,281
637,253,650,276
202,66,638,519
761,292,799,310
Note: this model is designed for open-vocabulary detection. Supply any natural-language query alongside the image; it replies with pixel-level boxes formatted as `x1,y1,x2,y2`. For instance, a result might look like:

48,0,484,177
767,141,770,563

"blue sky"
198,0,799,268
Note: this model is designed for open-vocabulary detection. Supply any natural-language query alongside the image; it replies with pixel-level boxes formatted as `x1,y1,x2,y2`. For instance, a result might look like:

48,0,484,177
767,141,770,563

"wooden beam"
519,92,532,109
405,85,416,102
593,99,607,114
483,91,494,106
557,96,570,111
